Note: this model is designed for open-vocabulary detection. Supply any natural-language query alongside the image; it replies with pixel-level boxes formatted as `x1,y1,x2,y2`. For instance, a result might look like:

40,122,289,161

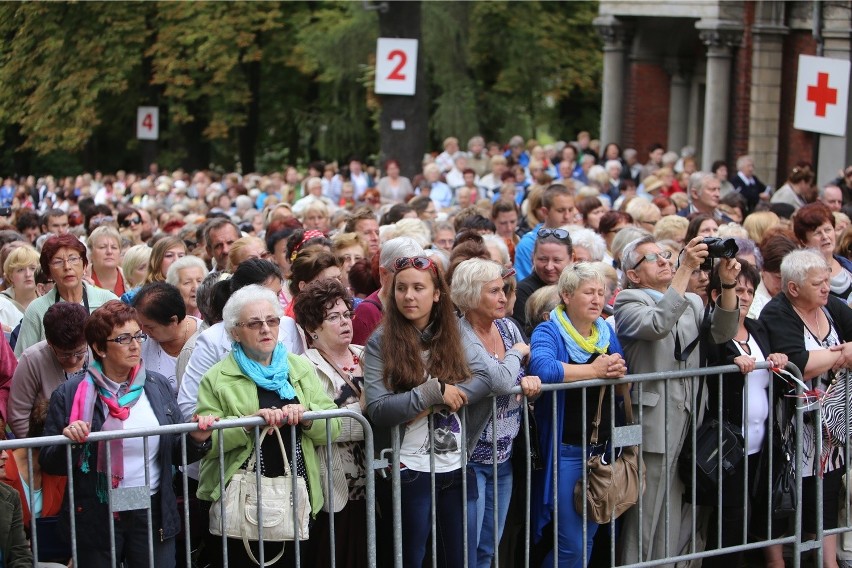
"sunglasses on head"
537,228,570,241
501,266,516,279
394,256,436,273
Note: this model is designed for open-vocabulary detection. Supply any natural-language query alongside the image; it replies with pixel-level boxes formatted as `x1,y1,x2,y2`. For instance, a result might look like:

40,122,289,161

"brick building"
594,1,851,188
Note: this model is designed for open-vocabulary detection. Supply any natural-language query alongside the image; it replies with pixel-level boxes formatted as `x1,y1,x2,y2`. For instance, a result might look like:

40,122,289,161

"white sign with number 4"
137,106,159,140
375,38,418,96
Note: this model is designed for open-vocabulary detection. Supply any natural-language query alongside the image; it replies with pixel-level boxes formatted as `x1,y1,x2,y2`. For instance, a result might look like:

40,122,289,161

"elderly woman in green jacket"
195,284,341,567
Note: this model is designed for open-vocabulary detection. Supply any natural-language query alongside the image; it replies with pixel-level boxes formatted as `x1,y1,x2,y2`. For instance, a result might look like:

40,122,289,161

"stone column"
697,21,743,171
666,65,691,154
748,19,787,185
817,3,852,186
594,16,632,145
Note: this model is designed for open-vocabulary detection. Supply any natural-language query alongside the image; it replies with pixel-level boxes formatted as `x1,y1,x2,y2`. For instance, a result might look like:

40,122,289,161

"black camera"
700,237,738,271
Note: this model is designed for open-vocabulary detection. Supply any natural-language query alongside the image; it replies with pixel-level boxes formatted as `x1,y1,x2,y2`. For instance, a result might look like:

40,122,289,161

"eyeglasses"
49,256,82,269
106,332,148,345
51,346,88,362
121,217,142,228
324,310,353,324
631,250,672,270
537,228,571,241
90,216,115,228
394,256,436,273
235,317,281,331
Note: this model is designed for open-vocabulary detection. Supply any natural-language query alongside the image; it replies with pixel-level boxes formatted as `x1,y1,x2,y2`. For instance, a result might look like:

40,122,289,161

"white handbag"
209,426,310,566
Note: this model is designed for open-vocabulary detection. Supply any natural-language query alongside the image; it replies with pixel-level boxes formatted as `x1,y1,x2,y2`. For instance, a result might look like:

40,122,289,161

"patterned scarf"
70,360,146,503
232,341,295,401
550,305,611,363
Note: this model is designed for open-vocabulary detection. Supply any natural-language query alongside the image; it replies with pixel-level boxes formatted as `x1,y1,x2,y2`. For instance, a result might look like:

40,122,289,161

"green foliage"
0,1,602,172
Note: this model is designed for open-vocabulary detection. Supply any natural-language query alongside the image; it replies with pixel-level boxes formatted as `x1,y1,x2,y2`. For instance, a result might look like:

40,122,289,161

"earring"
312,334,318,339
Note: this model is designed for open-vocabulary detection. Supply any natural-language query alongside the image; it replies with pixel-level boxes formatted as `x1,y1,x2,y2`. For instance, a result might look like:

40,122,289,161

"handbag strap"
243,533,286,566
245,426,295,478
590,384,635,446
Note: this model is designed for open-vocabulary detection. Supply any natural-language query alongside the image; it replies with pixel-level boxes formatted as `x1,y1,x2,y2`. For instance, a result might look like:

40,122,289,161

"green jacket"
195,352,341,516
0,483,32,567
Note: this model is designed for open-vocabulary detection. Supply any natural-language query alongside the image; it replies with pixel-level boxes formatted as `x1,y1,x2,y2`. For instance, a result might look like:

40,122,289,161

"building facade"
594,0,851,187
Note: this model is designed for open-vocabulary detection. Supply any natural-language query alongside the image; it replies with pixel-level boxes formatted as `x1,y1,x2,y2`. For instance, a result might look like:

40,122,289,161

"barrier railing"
0,409,377,568
4,362,851,568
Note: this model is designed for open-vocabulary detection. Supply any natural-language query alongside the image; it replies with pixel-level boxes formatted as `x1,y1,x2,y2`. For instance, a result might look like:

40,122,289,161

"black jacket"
40,370,206,544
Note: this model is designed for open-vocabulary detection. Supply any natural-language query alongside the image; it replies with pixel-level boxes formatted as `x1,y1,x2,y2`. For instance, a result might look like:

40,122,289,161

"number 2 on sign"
141,113,154,131
387,50,407,81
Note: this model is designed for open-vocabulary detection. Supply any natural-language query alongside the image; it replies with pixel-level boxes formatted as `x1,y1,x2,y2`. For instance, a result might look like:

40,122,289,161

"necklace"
793,305,823,339
340,353,360,375
474,323,500,359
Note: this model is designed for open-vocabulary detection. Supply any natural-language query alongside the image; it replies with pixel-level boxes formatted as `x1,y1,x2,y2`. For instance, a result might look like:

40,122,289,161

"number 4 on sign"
375,38,418,96
137,106,159,141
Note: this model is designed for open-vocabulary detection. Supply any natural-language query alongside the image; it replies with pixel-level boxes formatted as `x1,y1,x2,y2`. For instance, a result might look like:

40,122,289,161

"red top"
92,268,126,296
3,454,67,527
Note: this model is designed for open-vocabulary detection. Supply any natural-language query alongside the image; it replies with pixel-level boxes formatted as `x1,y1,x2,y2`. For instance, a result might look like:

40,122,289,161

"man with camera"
614,234,741,565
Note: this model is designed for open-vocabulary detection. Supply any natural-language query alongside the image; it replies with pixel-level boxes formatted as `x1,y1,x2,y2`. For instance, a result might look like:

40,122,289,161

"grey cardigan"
364,319,524,457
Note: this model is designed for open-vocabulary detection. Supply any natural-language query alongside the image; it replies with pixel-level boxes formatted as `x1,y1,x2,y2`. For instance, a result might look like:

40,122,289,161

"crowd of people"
0,134,851,568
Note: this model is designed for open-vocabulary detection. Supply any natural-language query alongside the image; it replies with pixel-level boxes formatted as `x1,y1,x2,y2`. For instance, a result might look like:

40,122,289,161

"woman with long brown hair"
363,255,475,568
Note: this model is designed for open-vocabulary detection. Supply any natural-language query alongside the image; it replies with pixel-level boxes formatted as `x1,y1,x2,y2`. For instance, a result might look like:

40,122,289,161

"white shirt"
733,334,769,454
121,390,162,493
400,409,463,473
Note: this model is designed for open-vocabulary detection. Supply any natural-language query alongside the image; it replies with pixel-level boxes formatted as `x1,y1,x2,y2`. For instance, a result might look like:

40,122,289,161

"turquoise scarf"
232,341,296,400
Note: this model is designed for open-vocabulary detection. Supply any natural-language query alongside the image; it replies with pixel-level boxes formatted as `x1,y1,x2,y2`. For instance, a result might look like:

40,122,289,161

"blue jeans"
400,467,478,568
470,460,513,568
542,444,599,568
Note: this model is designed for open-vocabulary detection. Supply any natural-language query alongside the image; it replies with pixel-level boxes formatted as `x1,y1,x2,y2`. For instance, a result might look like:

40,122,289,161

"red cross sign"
807,72,838,117
795,55,850,137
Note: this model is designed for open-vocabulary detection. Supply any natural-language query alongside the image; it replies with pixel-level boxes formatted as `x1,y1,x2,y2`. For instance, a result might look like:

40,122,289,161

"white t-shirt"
399,409,463,473
141,317,202,394
120,391,161,493
734,334,769,455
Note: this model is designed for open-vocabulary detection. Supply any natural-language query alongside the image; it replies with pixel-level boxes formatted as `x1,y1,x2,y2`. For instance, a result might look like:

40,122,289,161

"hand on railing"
591,353,627,379
188,414,219,444
248,405,311,430
516,375,541,402
734,355,756,374
442,384,468,412
63,420,90,443
767,352,788,370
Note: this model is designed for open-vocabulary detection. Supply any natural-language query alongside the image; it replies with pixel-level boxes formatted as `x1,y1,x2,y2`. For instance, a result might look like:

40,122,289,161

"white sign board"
794,55,850,137
375,38,418,96
137,106,159,140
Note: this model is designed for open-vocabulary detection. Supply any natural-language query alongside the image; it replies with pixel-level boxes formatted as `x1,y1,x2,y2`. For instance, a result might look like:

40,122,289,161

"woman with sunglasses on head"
513,228,574,333
117,208,144,246
294,278,368,568
364,254,525,567
451,258,541,568
15,234,118,357
40,300,216,568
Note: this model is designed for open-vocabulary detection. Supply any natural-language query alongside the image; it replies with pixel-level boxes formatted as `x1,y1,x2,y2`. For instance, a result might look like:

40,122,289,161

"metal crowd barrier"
5,362,852,568
0,409,377,568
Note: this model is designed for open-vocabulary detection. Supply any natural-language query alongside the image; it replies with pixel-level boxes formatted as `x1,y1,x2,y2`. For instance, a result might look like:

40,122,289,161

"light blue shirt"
513,223,542,280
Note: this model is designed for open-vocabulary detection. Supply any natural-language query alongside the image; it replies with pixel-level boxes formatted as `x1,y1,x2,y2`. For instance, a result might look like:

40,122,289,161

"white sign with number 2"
375,38,418,96
137,106,159,140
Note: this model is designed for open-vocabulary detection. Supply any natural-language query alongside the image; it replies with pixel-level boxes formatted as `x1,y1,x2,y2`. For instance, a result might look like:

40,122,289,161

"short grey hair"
566,227,606,261
780,249,829,291
166,255,209,286
482,234,510,265
687,172,715,203
379,236,426,271
450,258,503,313
736,155,753,171
223,284,282,335
621,235,658,289
605,159,623,173
612,227,651,264
557,262,607,298
87,226,121,254
733,237,763,270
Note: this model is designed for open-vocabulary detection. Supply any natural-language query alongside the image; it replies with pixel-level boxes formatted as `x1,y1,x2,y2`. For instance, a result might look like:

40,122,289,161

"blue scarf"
549,307,611,364
232,341,296,401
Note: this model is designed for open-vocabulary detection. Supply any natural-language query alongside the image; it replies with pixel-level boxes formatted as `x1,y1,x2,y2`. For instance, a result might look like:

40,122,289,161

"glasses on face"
235,317,281,331
324,310,353,324
51,345,88,362
537,228,571,241
631,250,672,270
394,256,436,273
106,332,148,345
49,256,82,269
121,217,142,228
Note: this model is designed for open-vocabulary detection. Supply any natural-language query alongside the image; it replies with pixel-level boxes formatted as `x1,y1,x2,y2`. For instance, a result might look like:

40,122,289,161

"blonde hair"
3,245,39,282
331,232,367,256
654,215,688,242
122,244,152,288
227,236,266,271
743,211,780,244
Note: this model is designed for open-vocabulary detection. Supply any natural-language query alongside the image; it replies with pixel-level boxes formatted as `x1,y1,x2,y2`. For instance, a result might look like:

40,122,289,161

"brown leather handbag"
574,386,645,523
